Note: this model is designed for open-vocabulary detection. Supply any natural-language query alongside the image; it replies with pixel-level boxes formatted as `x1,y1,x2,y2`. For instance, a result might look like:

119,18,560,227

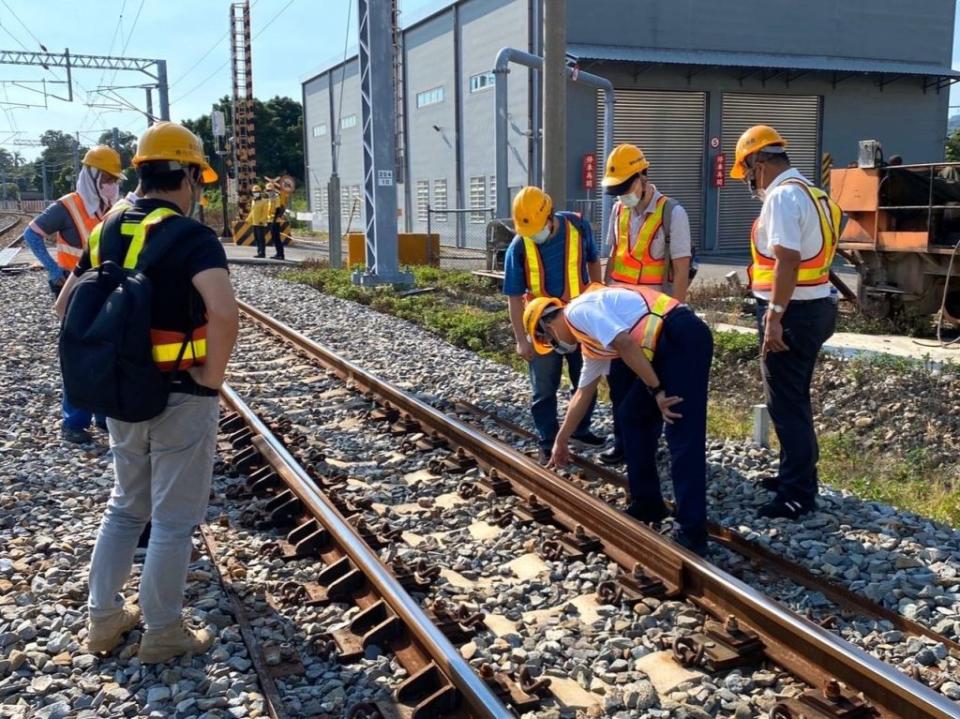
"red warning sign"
582,154,596,190
713,153,726,188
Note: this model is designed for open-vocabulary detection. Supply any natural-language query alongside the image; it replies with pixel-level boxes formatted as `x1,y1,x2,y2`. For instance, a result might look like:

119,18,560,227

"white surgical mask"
99,181,120,206
531,225,551,244
620,192,640,209
552,338,578,355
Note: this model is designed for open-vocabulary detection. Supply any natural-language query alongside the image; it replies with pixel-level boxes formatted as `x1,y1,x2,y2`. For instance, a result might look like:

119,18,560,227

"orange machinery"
832,160,960,320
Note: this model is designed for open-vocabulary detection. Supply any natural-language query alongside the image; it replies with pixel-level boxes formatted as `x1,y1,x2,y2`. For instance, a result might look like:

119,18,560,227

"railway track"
0,215,26,270
216,298,960,718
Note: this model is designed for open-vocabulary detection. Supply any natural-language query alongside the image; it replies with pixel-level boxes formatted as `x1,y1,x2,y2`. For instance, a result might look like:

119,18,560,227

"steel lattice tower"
230,1,256,218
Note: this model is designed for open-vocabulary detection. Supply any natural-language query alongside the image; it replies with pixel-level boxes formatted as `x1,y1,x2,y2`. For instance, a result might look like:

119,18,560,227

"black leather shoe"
570,431,606,449
625,502,670,525
61,427,93,445
758,498,814,520
673,529,709,557
759,476,779,491
598,446,624,465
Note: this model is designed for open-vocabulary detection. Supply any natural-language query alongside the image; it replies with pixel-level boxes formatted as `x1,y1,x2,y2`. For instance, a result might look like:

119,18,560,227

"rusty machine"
832,140,960,324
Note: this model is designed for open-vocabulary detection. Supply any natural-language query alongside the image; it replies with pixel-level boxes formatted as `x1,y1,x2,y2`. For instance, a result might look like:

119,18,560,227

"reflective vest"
88,207,209,372
522,216,584,301
565,283,681,361
749,179,842,291
56,192,100,272
609,196,668,285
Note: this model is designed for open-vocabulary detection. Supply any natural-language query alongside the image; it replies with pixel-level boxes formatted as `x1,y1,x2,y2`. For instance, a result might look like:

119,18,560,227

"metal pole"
219,144,231,238
327,175,342,268
542,0,566,207
73,132,80,181
111,127,119,150
41,160,49,202
530,0,543,187
493,58,510,219
64,48,73,102
144,87,154,127
156,60,170,121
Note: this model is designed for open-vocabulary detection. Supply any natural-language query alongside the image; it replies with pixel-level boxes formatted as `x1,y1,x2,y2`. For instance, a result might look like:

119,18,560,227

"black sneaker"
570,431,606,449
625,502,670,525
758,497,814,520
598,446,624,465
61,427,93,445
759,476,779,491
673,529,709,557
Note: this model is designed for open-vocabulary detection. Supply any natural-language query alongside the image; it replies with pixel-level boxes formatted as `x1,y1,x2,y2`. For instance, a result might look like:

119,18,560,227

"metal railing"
0,199,52,213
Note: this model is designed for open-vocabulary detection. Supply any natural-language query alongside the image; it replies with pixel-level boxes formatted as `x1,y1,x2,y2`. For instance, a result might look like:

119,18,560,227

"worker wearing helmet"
55,121,237,662
598,144,696,467
264,182,285,260
526,282,713,555
732,124,841,520
503,186,604,464
246,183,269,257
21,145,125,443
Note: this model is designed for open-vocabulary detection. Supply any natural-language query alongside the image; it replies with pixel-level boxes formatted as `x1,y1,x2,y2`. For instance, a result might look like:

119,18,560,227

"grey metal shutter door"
596,90,706,248
719,93,821,252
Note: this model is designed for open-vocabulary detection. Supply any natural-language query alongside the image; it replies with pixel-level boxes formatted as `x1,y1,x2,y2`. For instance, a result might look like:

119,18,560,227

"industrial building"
301,0,958,254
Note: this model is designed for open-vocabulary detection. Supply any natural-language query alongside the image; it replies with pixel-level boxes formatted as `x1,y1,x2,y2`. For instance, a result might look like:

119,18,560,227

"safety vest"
522,216,583,301
565,283,681,361
749,179,842,291
56,192,100,272
609,196,668,285
88,207,208,372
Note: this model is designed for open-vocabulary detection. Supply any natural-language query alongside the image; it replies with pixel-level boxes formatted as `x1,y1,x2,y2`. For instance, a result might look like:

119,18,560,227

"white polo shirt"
565,288,650,389
606,185,693,264
752,168,830,301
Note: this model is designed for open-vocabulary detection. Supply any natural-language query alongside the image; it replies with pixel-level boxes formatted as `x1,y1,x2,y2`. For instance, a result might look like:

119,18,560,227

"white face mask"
99,181,120,206
531,225,551,244
620,192,640,209
552,338,578,355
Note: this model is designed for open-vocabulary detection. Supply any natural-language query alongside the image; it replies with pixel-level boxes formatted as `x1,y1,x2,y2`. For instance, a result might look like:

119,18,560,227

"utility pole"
111,127,120,150
41,160,49,202
327,69,342,268
145,87,154,127
542,0,566,207
73,132,81,180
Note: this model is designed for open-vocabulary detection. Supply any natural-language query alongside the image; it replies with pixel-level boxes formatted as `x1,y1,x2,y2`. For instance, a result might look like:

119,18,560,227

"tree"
97,130,139,193
946,128,960,162
34,131,87,198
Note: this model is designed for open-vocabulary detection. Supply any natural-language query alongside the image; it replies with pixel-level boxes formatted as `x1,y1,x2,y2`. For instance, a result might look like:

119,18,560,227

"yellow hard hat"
512,186,553,237
133,121,217,184
602,144,649,188
252,184,262,193
731,125,788,180
82,145,124,179
523,296,566,356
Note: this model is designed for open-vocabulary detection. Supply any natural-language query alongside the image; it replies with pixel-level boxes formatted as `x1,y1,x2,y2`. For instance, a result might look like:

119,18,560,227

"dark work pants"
755,298,837,507
270,222,284,259
619,307,713,543
253,225,266,256
607,358,635,453
529,347,596,451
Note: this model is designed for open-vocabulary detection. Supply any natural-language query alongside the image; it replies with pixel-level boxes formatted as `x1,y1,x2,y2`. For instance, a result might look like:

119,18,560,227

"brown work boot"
138,621,213,664
87,604,141,653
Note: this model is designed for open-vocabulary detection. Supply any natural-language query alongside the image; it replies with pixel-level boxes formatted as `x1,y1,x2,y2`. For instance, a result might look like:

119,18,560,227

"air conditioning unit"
858,140,883,169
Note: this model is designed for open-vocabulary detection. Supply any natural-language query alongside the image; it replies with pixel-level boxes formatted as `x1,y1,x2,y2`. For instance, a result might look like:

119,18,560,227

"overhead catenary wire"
334,0,353,171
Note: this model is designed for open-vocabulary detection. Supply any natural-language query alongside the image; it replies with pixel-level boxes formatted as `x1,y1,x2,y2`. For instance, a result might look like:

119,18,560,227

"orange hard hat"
731,125,788,180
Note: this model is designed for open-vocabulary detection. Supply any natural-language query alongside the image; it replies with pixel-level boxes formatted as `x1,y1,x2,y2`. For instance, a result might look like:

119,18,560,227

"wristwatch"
767,303,785,315
646,384,664,397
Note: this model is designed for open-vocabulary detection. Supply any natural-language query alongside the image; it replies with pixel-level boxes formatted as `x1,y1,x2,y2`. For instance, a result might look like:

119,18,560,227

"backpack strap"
661,197,677,270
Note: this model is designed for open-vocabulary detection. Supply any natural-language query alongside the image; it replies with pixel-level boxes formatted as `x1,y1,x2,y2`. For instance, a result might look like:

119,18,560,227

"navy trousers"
756,297,836,506
606,358,634,454
529,348,596,452
619,307,713,543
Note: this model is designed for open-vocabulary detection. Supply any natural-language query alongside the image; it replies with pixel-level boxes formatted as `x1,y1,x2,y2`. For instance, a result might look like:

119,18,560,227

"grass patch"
819,433,960,526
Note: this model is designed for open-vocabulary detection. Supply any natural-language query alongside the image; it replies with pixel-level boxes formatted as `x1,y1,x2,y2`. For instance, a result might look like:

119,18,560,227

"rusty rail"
219,382,512,719
238,300,960,719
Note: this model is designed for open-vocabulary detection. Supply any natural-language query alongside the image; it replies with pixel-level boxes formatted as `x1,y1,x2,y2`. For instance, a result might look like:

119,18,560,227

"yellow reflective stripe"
567,221,582,299
611,199,667,283
56,242,84,257
152,338,206,363
522,237,544,297
88,224,103,267
121,207,179,269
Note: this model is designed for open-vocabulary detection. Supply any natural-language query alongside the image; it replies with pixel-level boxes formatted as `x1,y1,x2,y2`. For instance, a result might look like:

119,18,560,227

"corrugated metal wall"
718,92,821,251
596,89,706,247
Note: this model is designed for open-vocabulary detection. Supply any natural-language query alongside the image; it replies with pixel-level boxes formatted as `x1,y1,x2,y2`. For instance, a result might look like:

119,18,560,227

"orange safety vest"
749,179,842,291
609,196,668,285
565,283,681,361
88,207,209,372
521,215,584,301
56,192,100,271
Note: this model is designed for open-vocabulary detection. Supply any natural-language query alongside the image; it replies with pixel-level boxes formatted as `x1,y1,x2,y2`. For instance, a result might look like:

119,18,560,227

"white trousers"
88,393,219,630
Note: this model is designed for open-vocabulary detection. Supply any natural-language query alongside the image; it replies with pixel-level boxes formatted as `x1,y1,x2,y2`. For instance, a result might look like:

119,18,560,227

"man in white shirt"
730,125,841,519
599,144,694,466
523,284,713,555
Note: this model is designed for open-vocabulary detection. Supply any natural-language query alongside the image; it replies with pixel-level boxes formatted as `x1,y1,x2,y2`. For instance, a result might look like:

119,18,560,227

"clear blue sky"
2,0,960,161
0,0,437,160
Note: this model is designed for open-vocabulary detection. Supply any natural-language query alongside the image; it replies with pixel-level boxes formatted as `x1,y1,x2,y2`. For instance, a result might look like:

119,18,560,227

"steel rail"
238,298,960,719
453,399,960,658
219,381,512,719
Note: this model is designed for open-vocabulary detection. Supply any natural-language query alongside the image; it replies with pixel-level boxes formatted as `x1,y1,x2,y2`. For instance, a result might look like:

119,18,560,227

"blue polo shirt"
502,212,597,297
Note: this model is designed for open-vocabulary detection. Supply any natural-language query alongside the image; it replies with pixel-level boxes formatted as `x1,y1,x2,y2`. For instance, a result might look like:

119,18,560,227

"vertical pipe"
542,0,566,207
452,4,466,246
530,0,543,188
156,60,170,121
328,69,342,269
494,61,510,220
601,86,614,252
401,23,413,234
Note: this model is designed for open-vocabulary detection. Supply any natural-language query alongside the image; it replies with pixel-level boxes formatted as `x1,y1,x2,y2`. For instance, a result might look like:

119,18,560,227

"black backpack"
59,211,187,423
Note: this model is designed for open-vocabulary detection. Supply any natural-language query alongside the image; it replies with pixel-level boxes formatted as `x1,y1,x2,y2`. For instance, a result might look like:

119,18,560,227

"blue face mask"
531,225,551,244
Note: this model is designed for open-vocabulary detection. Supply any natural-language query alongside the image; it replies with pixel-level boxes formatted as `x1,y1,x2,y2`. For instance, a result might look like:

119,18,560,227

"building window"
469,72,495,93
340,114,357,130
432,179,448,222
469,176,487,223
312,124,327,137
488,176,497,215
416,86,444,108
416,180,430,222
